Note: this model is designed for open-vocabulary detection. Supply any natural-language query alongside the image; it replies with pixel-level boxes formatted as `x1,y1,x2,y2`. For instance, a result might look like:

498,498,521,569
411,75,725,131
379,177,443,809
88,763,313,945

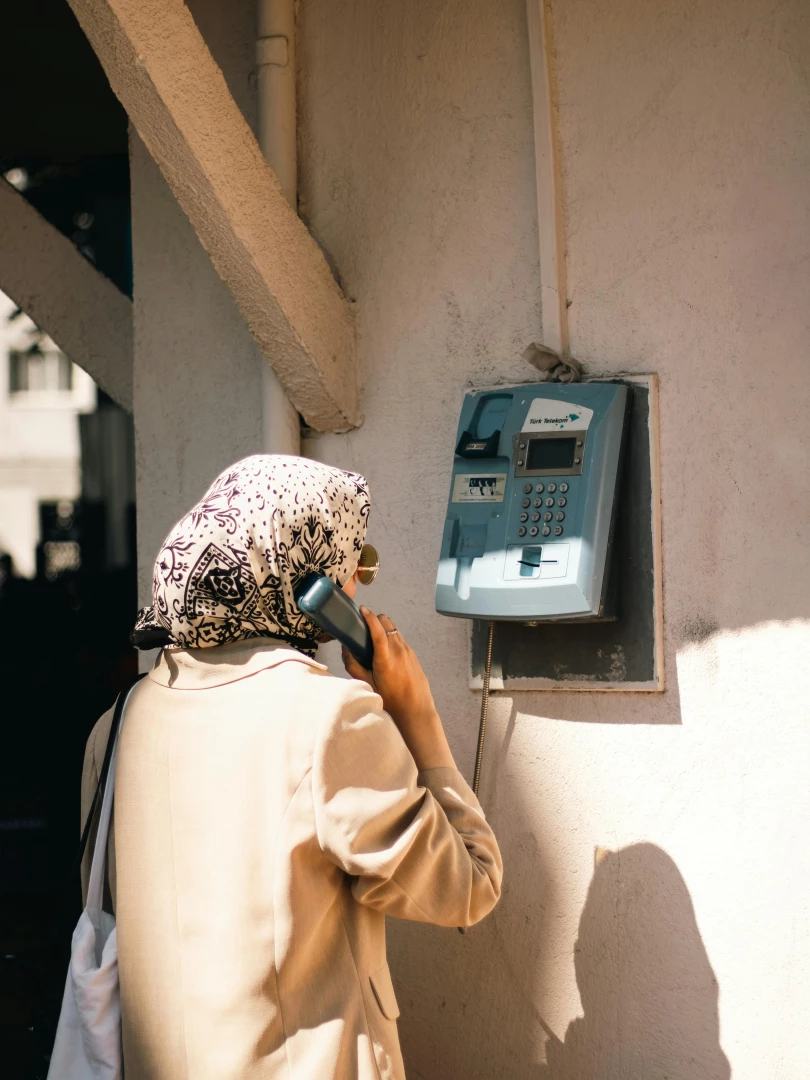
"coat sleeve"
311,683,503,928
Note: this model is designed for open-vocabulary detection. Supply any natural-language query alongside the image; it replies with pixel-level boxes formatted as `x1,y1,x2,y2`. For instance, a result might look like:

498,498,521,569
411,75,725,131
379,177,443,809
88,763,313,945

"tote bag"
48,678,141,1080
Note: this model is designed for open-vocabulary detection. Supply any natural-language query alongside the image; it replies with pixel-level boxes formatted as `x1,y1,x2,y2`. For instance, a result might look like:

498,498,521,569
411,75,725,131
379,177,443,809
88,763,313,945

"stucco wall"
296,1,810,1078
130,0,810,1075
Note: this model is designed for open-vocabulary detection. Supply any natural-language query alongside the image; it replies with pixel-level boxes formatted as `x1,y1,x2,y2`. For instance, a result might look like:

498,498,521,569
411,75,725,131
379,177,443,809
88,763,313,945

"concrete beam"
0,179,132,409
66,0,359,433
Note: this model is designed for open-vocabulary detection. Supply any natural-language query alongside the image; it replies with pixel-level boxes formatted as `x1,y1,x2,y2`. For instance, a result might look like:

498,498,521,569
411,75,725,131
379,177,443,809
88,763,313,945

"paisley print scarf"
133,455,370,656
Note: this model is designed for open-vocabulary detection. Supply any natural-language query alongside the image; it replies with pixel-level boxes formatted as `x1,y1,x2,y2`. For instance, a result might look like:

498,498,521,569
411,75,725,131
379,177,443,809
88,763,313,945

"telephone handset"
295,574,374,670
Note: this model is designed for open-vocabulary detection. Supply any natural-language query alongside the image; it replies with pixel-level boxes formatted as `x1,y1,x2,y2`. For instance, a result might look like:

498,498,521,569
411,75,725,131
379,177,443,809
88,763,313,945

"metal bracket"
256,35,289,67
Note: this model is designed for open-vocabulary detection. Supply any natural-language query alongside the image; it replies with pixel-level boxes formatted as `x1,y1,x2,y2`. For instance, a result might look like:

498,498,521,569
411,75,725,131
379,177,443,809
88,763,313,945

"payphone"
435,382,629,804
436,382,628,623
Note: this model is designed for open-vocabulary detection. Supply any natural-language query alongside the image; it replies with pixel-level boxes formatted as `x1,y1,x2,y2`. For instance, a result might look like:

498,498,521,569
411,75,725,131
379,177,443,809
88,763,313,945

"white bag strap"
85,679,141,920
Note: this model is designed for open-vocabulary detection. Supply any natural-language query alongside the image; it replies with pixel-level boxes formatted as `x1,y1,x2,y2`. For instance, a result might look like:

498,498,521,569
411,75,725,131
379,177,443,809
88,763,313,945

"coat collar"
149,637,327,690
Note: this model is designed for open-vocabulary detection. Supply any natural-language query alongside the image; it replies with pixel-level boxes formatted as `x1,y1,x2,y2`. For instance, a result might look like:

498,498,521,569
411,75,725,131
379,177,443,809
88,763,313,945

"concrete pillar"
131,132,265,604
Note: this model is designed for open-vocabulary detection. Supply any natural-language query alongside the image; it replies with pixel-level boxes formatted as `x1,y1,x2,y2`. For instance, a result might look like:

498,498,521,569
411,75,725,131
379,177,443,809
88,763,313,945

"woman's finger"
377,613,407,651
342,645,374,688
359,606,391,661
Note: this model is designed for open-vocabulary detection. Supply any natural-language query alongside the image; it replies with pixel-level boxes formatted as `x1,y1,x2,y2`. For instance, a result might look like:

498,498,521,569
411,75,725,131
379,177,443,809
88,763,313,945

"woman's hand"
342,608,456,772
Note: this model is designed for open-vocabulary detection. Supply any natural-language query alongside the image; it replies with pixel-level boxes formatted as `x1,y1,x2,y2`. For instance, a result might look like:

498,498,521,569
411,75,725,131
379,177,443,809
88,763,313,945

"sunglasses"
356,543,380,586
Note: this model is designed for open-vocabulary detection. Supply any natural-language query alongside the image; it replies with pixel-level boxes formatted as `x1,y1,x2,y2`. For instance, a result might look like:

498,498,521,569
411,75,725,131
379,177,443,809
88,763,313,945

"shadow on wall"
395,709,729,1080
539,843,730,1080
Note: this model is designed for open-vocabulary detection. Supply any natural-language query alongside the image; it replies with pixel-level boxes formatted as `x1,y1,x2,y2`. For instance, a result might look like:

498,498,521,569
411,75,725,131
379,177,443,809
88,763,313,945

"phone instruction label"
452,474,507,503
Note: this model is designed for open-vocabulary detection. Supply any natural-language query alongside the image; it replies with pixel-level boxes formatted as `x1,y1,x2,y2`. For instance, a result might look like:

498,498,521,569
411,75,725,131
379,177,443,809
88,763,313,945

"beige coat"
81,639,502,1080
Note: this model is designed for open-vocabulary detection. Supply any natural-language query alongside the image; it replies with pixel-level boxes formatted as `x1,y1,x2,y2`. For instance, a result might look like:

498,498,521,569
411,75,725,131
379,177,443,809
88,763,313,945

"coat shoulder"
286,658,383,718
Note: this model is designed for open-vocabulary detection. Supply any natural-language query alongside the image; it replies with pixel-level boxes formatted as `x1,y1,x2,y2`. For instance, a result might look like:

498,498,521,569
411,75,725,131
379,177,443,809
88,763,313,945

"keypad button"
534,498,543,508
559,483,569,493
547,483,557,493
531,512,540,522
545,497,554,507
523,483,532,493
518,526,527,537
520,512,528,522
535,483,545,493
543,512,553,522
556,511,565,521
521,497,530,508
554,525,563,536
557,497,567,507
529,526,539,537
542,526,551,537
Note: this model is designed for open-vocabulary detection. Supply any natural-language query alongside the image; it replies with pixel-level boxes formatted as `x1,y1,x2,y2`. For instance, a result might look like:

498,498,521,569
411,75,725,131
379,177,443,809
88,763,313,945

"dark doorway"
0,3,133,1075
0,391,137,1078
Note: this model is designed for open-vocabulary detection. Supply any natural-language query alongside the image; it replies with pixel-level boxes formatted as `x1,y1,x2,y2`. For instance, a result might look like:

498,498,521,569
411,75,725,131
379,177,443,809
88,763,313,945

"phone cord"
472,619,495,797
459,620,496,936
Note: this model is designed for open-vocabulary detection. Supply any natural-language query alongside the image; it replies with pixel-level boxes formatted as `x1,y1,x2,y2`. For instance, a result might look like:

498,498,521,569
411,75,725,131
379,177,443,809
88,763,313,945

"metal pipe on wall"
526,0,569,360
257,0,297,205
257,0,301,455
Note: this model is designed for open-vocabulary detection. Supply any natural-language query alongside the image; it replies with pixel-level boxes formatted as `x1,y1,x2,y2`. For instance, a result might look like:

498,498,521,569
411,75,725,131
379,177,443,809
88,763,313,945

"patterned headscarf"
133,455,370,656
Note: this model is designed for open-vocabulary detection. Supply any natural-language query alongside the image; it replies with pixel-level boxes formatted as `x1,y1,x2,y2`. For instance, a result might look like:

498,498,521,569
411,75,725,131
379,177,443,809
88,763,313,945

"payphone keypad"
510,475,578,540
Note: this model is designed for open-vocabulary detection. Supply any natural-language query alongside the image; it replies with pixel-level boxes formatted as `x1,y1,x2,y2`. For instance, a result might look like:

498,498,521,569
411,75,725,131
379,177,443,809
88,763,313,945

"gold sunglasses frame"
356,543,379,586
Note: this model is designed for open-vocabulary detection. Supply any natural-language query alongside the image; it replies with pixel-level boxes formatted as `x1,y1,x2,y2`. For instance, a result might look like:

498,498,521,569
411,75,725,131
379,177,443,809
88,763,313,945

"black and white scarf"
133,455,370,656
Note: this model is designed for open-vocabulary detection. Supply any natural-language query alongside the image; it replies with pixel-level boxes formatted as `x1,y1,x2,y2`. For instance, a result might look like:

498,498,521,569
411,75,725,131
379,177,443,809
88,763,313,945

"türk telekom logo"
529,412,580,426
521,399,594,433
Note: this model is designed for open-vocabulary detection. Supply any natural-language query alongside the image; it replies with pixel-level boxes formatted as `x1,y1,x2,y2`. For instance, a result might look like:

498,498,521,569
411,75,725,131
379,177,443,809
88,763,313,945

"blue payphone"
435,382,628,622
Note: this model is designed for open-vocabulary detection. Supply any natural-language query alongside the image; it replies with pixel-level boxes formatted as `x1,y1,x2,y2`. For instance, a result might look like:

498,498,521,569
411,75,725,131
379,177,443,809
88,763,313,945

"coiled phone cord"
472,620,496,797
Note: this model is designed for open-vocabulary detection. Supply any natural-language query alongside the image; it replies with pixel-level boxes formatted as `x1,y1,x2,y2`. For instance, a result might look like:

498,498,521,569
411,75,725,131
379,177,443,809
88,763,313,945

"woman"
81,455,502,1080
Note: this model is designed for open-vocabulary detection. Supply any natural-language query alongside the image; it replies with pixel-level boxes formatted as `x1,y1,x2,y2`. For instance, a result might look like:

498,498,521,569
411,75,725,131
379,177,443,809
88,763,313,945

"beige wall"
132,0,810,1076
297,1,810,1077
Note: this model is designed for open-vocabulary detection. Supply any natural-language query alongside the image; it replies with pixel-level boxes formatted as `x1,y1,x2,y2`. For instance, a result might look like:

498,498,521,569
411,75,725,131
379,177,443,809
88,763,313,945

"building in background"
0,288,95,578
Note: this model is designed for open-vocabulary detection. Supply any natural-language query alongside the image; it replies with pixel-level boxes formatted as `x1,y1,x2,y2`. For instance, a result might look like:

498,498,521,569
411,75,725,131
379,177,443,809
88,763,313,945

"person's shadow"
539,843,731,1080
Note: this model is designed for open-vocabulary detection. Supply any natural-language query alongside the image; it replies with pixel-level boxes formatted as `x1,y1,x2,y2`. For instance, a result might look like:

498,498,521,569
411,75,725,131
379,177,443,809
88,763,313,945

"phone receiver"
294,574,374,671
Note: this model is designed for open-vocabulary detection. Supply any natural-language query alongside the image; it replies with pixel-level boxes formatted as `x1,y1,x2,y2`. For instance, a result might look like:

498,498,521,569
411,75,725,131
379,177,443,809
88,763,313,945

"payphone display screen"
526,437,576,471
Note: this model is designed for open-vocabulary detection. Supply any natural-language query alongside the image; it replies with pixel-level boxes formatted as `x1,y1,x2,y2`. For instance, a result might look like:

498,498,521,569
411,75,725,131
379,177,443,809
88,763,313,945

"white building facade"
0,289,95,577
